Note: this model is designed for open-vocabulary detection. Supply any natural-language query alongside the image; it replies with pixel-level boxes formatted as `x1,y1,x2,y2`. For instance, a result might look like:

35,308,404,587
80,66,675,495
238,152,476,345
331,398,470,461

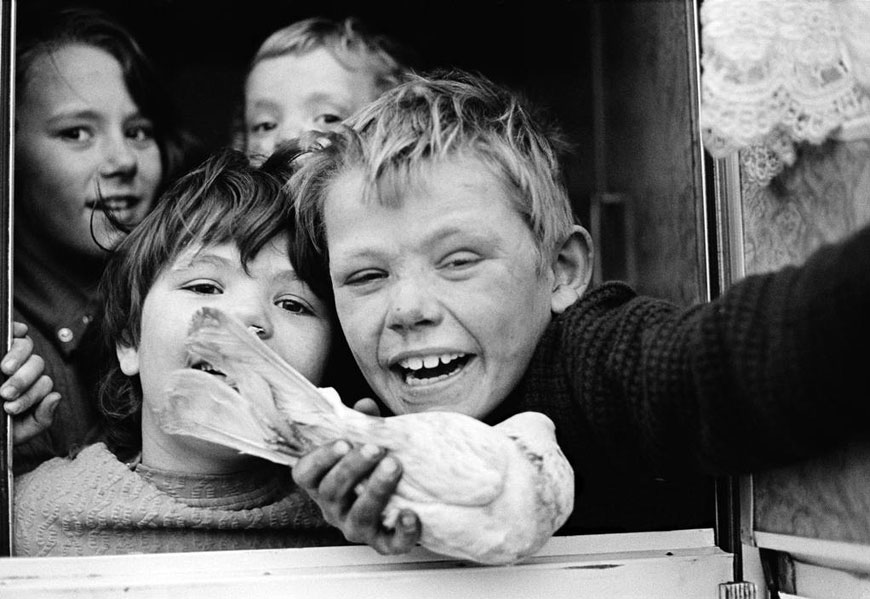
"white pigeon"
153,307,574,565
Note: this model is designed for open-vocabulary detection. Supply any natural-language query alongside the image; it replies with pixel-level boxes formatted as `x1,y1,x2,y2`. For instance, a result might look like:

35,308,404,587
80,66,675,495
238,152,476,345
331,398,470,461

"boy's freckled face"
118,236,333,461
244,47,383,159
325,159,557,419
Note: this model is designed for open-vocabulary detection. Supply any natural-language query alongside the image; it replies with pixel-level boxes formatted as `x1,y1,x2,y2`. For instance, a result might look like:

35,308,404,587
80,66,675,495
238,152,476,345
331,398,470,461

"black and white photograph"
1,1,869,596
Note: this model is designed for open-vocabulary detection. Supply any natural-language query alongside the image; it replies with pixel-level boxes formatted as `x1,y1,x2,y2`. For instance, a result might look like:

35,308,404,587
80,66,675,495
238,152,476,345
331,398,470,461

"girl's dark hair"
95,146,353,460
16,7,195,190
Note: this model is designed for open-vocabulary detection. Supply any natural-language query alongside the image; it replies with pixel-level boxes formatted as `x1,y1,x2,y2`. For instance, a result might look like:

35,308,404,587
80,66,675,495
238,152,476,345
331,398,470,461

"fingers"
292,441,352,496
11,322,28,337
351,398,381,417
297,442,386,529
1,338,44,405
335,446,397,541
11,392,60,445
1,333,36,380
1,325,60,445
375,509,421,555
4,369,52,415
293,440,421,554
353,461,421,555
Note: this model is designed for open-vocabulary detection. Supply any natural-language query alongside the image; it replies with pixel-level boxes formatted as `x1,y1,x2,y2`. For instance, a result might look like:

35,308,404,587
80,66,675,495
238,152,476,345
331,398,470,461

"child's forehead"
168,236,290,270
248,47,383,90
326,156,520,212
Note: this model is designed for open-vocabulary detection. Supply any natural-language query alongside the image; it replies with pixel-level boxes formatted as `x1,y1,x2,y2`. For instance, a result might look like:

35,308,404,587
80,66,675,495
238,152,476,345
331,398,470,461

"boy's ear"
550,225,593,314
116,344,141,376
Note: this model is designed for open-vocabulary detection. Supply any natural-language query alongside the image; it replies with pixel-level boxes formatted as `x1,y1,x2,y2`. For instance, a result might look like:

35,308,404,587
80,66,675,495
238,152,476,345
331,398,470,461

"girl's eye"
316,113,344,128
182,282,222,295
126,123,155,143
276,297,313,315
59,127,92,143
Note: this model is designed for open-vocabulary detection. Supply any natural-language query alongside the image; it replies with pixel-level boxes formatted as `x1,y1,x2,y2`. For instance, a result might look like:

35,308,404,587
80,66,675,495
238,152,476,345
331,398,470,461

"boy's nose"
276,120,304,146
386,278,442,333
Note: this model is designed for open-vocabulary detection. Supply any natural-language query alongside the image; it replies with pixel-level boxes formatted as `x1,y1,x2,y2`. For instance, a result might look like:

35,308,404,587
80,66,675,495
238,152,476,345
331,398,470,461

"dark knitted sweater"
12,227,105,475
494,224,870,533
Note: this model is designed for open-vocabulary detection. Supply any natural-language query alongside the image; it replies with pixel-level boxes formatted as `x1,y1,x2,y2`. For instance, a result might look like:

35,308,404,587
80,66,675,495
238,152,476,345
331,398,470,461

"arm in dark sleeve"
554,224,870,477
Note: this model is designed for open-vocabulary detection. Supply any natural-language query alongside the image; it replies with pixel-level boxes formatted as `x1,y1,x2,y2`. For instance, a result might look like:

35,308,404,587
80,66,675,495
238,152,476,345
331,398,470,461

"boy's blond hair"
250,16,408,96
293,70,577,272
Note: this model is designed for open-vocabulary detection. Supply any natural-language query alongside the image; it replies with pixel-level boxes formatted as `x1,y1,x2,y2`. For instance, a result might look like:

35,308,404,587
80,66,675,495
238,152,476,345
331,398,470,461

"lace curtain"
700,0,870,185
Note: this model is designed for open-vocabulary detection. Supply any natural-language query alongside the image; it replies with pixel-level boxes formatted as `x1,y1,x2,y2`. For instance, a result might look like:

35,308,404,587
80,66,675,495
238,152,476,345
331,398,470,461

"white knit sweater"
13,443,345,556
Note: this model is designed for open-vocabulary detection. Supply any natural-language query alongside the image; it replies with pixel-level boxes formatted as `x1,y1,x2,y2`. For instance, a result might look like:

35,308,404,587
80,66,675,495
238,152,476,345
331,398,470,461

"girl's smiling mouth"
86,194,142,212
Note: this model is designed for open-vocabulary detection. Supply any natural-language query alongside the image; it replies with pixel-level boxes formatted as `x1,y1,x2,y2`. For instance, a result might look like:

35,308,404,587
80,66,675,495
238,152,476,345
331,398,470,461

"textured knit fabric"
12,233,105,475
13,443,346,556
492,224,870,532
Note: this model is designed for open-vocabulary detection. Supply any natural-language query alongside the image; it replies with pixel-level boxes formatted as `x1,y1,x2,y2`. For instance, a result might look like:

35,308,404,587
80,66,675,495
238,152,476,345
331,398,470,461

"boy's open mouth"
393,353,472,386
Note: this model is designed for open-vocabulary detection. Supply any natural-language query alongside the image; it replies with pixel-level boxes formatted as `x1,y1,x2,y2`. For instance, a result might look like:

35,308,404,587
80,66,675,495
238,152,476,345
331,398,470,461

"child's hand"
1,322,61,444
351,397,381,417
292,440,421,555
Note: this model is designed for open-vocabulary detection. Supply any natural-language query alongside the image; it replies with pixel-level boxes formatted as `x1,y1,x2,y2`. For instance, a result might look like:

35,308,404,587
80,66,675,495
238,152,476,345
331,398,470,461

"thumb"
352,397,381,417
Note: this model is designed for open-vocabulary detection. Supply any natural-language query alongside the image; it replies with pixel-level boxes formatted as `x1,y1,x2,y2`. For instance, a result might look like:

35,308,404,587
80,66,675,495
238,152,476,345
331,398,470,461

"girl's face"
15,43,162,258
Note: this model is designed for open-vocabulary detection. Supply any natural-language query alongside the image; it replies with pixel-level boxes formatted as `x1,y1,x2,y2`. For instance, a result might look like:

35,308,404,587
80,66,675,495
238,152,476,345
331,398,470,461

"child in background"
11,8,193,473
240,16,411,163
287,70,870,554
13,149,348,556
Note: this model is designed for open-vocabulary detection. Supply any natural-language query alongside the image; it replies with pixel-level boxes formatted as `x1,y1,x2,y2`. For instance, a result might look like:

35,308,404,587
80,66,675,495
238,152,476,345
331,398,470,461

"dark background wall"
17,0,710,306
17,0,597,223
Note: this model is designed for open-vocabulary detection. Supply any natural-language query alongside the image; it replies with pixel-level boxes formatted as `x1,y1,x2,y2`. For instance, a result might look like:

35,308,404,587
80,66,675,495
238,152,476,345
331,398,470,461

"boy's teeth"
397,353,470,385
399,353,460,370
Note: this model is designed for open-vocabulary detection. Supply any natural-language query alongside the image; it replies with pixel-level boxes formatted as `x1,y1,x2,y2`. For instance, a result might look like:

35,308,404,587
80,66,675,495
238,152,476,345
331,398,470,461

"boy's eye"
249,120,277,135
58,127,93,143
276,297,313,315
182,282,222,295
344,269,386,286
440,252,481,270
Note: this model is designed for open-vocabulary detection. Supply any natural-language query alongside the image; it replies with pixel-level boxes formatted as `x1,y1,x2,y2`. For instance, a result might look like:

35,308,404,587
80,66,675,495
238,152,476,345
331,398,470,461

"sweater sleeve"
546,223,870,477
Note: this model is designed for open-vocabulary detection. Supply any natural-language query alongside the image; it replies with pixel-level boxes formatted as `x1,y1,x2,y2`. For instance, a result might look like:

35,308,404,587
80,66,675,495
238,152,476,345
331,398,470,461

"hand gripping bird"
153,307,574,565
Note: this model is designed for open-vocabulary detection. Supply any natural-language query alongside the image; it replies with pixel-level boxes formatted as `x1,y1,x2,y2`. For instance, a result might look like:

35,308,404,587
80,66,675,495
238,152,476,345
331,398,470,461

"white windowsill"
0,528,732,598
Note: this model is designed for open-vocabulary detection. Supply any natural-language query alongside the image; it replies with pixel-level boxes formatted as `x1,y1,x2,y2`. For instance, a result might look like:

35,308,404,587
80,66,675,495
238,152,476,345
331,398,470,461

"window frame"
0,1,752,595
